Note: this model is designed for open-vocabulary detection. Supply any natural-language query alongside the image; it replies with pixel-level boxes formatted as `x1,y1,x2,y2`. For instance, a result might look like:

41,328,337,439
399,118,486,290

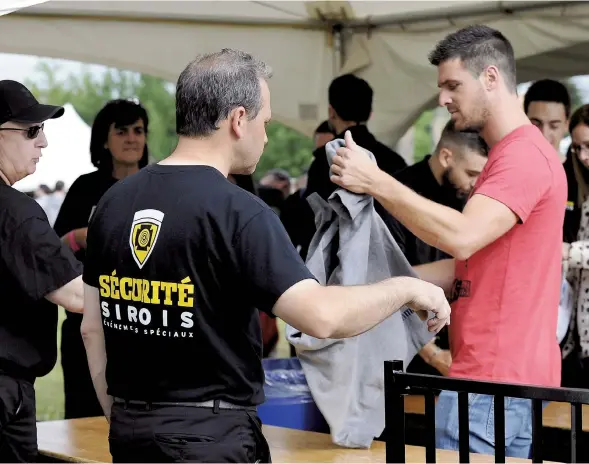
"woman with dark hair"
53,99,149,419
561,104,589,388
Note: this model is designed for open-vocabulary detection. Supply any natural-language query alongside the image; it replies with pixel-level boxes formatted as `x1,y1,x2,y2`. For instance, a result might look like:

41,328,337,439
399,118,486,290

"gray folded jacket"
285,138,434,448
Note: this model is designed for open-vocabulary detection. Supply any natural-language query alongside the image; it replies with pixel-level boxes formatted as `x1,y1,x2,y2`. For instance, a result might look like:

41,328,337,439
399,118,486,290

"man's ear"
483,65,500,91
230,107,247,139
438,147,454,168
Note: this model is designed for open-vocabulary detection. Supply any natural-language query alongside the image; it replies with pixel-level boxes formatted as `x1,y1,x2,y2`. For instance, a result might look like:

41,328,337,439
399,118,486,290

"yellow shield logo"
129,209,164,269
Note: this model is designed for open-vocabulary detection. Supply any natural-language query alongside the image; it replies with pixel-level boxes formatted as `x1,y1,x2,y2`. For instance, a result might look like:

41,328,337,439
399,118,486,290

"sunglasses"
0,123,44,139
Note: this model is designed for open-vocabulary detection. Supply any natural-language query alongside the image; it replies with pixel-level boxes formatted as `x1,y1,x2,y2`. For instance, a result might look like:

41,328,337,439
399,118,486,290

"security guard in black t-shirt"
81,49,451,463
0,80,84,462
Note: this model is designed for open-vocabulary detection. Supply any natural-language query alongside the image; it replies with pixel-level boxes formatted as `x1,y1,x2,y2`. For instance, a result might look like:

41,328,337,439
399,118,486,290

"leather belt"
113,397,256,412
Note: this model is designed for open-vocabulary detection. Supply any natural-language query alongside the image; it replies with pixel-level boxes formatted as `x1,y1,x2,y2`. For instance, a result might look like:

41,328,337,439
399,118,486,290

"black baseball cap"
0,80,64,126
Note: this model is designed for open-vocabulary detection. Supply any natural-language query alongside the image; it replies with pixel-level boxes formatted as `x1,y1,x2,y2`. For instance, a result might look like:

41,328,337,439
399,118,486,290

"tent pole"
332,24,345,76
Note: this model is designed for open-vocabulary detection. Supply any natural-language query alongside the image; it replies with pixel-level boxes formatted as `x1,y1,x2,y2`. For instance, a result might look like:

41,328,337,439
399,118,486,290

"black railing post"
531,399,543,463
494,395,505,463
385,360,406,463
425,392,436,463
571,403,582,463
458,391,470,463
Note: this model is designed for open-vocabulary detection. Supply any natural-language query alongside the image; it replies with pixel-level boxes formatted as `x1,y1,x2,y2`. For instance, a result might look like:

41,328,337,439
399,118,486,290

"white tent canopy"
12,103,96,192
0,0,48,17
2,1,589,147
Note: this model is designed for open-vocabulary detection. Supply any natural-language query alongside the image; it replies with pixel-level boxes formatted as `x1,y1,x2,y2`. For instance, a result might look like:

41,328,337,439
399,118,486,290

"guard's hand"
330,131,381,194
405,279,451,333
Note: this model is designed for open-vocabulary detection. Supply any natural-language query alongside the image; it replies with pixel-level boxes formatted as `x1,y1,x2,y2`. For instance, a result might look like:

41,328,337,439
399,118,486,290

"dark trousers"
61,314,103,419
109,400,272,463
0,374,37,462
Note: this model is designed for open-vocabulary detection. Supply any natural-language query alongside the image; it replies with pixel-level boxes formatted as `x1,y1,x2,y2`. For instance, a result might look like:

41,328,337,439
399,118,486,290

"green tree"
25,61,314,176
413,110,434,163
255,122,314,180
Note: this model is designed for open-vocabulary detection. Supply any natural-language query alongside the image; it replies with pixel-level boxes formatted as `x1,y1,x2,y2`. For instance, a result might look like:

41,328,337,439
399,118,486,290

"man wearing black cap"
0,80,84,462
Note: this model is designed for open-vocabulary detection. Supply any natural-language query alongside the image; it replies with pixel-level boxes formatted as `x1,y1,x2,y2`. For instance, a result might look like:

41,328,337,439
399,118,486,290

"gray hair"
176,48,272,137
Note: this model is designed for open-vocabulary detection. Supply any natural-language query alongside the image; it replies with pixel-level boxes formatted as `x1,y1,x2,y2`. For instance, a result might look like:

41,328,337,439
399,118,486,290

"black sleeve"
1,216,82,301
280,192,304,247
304,147,335,202
82,204,102,288
53,177,88,237
236,208,317,315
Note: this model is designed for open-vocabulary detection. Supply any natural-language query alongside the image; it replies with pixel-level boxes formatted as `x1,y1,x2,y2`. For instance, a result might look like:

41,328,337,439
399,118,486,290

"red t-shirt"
448,124,566,387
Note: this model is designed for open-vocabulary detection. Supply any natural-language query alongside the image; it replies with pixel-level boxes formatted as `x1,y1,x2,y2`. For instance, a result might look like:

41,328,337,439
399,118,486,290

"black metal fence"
384,359,589,463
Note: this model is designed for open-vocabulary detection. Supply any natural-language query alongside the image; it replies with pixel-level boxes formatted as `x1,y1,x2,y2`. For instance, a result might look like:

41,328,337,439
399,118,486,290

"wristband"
67,230,81,253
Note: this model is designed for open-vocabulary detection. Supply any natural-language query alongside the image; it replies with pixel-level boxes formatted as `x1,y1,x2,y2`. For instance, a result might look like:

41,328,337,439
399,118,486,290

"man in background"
523,80,577,243
313,120,335,149
524,79,570,161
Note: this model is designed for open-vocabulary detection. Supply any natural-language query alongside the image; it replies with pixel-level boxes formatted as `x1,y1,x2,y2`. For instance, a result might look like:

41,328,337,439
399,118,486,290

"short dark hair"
428,25,517,93
315,120,334,135
90,99,149,172
176,48,272,138
328,74,373,123
54,180,65,191
436,119,489,157
524,79,571,118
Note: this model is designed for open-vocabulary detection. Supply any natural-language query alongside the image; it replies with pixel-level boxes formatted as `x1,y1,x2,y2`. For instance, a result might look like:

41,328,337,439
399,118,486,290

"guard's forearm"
323,276,416,339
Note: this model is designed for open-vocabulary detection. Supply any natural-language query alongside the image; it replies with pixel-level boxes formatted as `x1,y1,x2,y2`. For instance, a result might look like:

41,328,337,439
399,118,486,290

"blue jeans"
435,390,534,459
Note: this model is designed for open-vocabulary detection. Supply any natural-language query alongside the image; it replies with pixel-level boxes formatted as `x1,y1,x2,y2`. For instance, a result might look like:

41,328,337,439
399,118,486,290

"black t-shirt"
280,188,308,251
0,178,82,379
83,165,315,406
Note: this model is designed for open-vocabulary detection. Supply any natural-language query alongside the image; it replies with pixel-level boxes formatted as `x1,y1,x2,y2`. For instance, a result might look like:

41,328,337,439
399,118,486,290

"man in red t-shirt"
329,25,566,458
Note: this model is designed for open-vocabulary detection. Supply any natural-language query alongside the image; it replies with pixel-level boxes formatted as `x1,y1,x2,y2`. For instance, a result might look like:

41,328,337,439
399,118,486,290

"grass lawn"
36,308,66,422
